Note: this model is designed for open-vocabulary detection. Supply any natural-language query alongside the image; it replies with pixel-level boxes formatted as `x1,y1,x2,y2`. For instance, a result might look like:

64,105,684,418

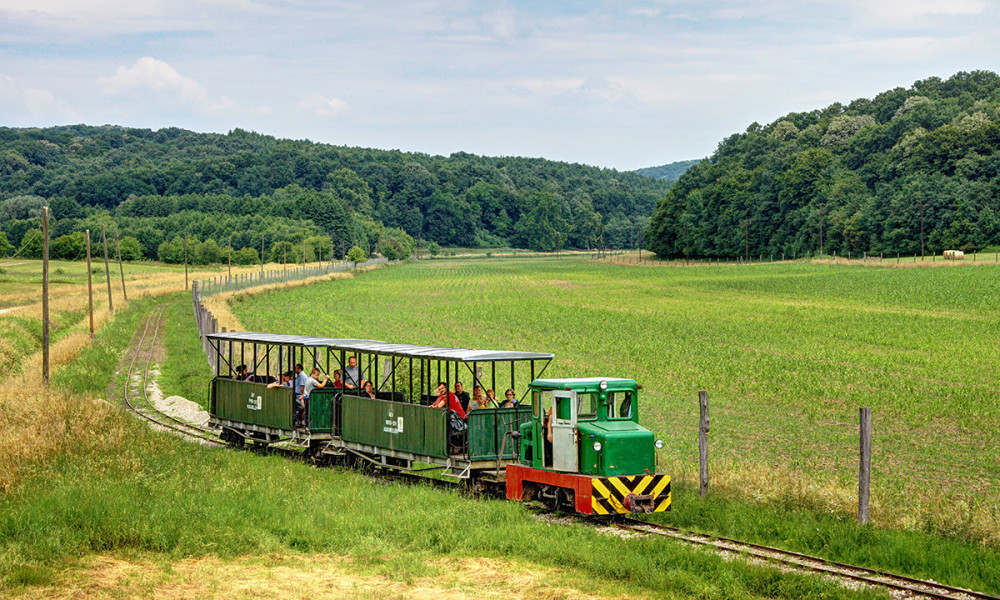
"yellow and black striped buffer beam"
591,474,671,515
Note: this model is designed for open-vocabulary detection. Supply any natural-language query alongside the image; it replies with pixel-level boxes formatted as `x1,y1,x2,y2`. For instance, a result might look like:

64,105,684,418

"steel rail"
122,306,227,446
616,518,998,600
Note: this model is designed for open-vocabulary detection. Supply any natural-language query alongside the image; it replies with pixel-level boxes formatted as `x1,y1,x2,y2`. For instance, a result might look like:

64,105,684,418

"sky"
1,1,998,171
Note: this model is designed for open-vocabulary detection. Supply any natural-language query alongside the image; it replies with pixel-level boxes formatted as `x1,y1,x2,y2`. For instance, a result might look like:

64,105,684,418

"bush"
51,232,85,260
347,245,366,263
119,236,144,261
234,247,259,265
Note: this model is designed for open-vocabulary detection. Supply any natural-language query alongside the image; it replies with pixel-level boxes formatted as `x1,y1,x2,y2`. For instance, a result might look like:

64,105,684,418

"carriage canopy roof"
206,331,554,362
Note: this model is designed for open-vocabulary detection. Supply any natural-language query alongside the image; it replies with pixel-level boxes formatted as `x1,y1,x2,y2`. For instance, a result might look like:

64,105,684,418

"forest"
648,70,1000,259
0,125,670,261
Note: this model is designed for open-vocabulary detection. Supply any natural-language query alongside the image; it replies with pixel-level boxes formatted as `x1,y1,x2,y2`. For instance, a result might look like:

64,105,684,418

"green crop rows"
233,257,1000,544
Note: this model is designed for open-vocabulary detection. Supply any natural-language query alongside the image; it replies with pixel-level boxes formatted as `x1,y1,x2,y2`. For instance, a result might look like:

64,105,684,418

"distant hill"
648,70,1000,259
0,125,672,257
634,159,701,181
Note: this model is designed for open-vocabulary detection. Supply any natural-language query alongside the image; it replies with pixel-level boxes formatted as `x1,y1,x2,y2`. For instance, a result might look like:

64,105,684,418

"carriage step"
441,463,471,479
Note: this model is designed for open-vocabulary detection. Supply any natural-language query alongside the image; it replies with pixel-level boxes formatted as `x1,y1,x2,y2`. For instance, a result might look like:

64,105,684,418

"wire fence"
649,392,1000,543
192,257,389,365
196,257,388,298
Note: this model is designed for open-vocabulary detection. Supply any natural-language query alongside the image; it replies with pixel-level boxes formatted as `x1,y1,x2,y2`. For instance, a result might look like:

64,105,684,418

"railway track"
614,517,998,600
122,305,227,447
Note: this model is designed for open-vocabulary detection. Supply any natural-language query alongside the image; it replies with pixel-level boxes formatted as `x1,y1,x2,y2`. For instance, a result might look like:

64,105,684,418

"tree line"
0,125,670,259
648,71,1000,258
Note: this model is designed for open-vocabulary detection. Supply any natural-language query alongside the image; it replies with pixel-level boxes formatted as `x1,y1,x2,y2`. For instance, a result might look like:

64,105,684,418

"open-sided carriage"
205,332,552,478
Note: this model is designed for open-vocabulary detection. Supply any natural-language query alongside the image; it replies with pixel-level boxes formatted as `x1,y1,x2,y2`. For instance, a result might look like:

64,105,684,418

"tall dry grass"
0,314,122,493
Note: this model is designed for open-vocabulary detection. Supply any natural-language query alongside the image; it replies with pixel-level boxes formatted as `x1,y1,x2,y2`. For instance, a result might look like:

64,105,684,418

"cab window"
577,392,598,419
607,391,634,420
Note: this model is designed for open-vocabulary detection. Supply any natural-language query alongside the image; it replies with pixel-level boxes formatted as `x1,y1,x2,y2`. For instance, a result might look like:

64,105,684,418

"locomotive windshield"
606,391,634,420
577,393,598,419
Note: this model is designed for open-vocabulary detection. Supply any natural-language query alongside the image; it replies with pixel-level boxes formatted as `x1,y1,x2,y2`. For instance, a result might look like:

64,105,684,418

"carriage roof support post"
510,361,515,397
374,351,379,393
339,349,346,394
492,363,496,398
409,358,413,403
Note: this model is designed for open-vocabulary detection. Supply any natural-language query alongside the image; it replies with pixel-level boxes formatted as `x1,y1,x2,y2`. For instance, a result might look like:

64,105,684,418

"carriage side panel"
213,378,294,430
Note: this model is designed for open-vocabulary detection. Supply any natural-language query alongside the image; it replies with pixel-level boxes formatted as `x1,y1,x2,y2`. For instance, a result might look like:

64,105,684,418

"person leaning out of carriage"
432,382,467,418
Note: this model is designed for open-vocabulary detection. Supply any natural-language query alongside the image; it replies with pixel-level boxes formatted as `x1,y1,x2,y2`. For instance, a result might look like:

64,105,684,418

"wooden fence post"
115,231,127,301
699,390,710,498
101,225,114,316
86,229,94,341
859,406,872,525
42,207,50,385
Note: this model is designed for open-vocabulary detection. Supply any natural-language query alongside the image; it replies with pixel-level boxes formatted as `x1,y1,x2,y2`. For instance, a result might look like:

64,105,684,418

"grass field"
3,255,999,598
232,256,1000,544
0,294,893,600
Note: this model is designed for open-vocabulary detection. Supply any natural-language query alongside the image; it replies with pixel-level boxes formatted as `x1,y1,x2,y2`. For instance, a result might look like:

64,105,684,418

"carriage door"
551,390,578,472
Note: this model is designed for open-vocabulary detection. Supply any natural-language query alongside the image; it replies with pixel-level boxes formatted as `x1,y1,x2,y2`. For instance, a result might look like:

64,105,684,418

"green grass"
0,290,887,598
0,420,887,600
158,299,213,407
230,258,1000,544
3,258,997,598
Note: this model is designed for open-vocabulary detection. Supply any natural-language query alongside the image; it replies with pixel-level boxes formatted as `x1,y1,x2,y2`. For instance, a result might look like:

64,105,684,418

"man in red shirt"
431,381,467,418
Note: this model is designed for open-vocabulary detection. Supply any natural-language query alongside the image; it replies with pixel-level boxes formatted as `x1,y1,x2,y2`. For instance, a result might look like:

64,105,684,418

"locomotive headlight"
654,439,664,449
599,380,608,391
593,441,603,452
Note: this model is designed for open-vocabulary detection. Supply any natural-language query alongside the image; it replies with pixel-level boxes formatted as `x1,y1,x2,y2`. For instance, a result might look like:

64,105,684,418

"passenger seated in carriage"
499,388,518,408
468,385,494,411
235,364,252,381
332,369,343,388
431,382,467,418
454,381,471,412
361,381,377,399
266,371,293,389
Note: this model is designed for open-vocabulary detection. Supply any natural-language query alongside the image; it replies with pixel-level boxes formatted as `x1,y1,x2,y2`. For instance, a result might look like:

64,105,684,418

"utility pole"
183,233,189,291
302,239,306,268
260,234,265,274
85,230,94,341
42,207,50,385
283,244,286,273
228,235,232,278
115,231,127,301
101,225,114,315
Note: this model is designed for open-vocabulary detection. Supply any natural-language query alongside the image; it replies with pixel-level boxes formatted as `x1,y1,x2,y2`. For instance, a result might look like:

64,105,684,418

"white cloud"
297,93,348,117
850,0,988,22
0,74,75,118
99,57,231,112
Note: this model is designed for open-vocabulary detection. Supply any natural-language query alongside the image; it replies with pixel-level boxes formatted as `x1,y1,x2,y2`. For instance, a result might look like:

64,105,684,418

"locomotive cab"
508,377,671,515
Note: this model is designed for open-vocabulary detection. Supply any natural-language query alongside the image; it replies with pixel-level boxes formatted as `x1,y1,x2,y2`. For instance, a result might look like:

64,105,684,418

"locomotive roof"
205,332,554,362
